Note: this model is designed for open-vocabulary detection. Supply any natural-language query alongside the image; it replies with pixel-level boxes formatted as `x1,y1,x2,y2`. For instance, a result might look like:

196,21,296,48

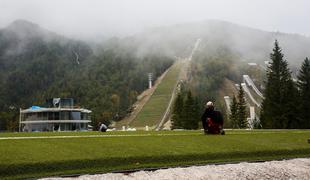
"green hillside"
130,61,182,128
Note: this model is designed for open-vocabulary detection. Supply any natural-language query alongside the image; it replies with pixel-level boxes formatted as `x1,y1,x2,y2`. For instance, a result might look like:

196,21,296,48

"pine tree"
182,91,199,129
237,84,248,128
171,93,184,129
253,117,262,129
297,57,310,128
260,40,298,128
229,96,239,128
192,97,200,129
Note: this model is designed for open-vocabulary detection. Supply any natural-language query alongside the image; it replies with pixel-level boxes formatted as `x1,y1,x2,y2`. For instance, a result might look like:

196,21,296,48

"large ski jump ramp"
241,83,261,107
129,39,201,130
243,75,264,99
130,62,182,129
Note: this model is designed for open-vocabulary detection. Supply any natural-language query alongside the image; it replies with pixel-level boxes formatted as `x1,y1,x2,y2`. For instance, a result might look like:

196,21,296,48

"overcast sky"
0,0,309,39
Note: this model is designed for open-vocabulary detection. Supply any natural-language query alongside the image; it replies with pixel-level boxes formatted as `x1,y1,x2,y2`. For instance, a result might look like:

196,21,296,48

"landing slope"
115,68,170,129
130,61,182,128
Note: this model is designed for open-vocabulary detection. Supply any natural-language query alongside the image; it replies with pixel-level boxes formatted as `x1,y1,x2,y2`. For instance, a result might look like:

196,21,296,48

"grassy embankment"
0,130,310,179
130,61,182,128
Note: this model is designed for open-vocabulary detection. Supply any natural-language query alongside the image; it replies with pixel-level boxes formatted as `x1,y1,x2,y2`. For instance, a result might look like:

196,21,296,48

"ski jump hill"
116,39,201,130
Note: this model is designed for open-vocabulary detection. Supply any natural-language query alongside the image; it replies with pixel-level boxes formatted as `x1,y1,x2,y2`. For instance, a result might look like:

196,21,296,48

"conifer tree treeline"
171,94,184,129
229,96,238,128
297,58,310,128
171,90,200,129
237,84,248,128
261,40,309,129
230,85,248,129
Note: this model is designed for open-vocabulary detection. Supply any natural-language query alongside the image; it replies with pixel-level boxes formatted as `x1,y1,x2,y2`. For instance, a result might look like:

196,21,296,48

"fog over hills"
123,20,310,67
2,19,309,69
0,19,92,70
1,19,309,107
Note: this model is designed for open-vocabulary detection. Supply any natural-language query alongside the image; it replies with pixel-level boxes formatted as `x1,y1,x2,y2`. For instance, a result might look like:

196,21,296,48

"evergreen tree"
237,84,248,128
253,117,262,129
260,40,299,128
182,91,199,129
297,57,310,128
229,95,239,128
192,97,200,129
171,93,184,129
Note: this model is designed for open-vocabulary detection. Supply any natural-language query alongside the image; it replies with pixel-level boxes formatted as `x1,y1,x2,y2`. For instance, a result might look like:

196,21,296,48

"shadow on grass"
1,148,310,179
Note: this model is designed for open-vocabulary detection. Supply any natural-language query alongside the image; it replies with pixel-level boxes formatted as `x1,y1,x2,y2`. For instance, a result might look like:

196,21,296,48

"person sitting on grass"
201,101,225,135
98,122,108,132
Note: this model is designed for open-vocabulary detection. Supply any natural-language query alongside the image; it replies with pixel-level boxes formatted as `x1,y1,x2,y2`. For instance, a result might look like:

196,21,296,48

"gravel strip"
43,158,310,180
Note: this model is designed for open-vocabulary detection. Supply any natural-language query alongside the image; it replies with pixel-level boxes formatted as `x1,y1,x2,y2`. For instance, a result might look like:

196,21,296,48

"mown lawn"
0,130,309,179
130,61,182,128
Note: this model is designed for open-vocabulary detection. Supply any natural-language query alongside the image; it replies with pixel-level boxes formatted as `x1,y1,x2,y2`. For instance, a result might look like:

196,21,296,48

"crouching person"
98,122,108,132
201,101,225,135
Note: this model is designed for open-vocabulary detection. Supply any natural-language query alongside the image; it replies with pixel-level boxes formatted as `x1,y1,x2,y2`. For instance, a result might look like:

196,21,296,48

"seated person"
99,123,108,132
201,101,225,135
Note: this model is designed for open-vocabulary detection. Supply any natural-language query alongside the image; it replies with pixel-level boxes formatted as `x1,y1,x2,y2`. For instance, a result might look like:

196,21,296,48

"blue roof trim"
30,106,41,110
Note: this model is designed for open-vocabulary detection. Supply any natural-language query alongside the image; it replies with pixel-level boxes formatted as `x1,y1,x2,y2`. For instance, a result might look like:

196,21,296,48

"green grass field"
130,61,182,128
0,130,309,179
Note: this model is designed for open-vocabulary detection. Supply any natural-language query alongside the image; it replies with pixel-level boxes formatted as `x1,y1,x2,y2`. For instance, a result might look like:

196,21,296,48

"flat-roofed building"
19,98,91,132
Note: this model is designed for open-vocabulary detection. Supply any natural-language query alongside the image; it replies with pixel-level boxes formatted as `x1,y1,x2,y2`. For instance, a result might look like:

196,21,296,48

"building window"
48,112,54,120
43,112,48,120
54,112,59,120
60,111,70,120
71,112,81,120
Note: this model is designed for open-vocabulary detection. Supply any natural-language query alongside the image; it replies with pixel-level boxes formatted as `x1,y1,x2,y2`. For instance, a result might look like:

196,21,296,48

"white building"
19,98,91,132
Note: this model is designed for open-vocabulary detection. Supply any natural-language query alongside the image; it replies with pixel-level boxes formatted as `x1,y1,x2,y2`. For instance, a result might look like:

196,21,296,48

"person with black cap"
201,101,225,135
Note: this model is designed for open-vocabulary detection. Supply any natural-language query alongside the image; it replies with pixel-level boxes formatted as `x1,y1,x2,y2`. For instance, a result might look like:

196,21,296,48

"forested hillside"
1,19,310,131
0,20,173,131
188,45,243,126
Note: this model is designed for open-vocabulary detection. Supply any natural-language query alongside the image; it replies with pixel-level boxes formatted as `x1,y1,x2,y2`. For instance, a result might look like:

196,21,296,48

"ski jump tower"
148,73,153,89
224,96,231,114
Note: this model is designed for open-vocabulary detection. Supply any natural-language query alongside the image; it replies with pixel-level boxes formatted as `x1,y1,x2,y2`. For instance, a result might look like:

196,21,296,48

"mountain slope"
0,20,174,131
0,20,93,107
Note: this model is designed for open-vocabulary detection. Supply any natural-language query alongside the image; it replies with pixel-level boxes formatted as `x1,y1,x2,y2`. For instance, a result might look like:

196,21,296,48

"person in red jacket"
201,101,225,135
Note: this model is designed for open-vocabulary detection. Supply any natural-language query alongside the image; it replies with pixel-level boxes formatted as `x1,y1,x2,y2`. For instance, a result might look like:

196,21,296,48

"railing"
20,120,91,124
